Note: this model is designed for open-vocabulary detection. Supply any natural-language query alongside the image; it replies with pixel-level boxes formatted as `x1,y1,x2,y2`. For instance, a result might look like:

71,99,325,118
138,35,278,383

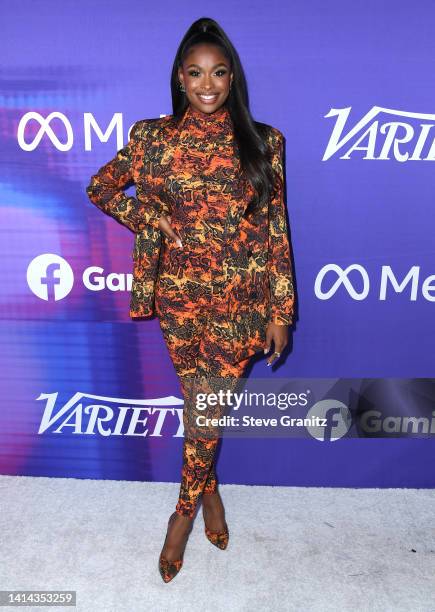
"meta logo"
27,254,132,301
17,112,167,152
323,106,435,161
315,264,435,302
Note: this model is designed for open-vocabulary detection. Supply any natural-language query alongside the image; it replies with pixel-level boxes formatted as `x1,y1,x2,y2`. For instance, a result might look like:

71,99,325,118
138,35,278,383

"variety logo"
323,106,435,161
37,392,185,437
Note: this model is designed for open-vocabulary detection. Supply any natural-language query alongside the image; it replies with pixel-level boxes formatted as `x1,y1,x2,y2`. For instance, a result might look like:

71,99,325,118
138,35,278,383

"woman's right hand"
158,214,183,248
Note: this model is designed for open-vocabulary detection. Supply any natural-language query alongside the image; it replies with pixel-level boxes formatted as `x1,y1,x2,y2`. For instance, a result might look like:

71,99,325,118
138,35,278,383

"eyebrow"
185,63,228,69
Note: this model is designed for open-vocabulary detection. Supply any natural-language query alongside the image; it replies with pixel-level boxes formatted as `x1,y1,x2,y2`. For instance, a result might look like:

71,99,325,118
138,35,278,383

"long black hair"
170,17,279,219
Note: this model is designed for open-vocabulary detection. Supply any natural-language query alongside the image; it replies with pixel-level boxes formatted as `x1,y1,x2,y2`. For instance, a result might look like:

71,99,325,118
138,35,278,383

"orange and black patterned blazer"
86,108,295,362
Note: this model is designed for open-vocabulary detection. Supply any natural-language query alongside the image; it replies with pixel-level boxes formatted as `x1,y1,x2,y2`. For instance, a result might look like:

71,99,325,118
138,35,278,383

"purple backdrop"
1,1,434,486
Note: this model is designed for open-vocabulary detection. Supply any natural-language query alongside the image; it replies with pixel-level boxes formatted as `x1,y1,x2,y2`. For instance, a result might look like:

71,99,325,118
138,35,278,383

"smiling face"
178,43,233,114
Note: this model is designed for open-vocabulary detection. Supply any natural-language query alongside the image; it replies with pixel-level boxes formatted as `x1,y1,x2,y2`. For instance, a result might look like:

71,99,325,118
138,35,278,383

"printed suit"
86,102,295,517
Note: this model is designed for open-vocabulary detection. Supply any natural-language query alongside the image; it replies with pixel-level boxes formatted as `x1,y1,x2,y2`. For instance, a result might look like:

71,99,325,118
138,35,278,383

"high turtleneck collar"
178,102,233,136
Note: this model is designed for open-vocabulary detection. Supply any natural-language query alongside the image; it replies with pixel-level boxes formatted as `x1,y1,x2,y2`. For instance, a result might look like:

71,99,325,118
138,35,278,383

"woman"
86,17,295,582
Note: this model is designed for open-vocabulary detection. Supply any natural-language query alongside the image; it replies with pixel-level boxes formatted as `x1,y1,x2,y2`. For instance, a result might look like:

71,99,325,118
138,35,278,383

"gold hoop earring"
179,82,185,93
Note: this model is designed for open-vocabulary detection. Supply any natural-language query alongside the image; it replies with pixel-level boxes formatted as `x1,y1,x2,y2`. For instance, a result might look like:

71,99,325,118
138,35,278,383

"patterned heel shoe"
204,523,229,550
158,512,192,583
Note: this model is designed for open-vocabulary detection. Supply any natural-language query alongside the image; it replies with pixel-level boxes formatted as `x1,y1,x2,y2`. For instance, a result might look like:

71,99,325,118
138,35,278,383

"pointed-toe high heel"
158,552,183,583
202,494,229,550
158,511,192,583
204,522,229,550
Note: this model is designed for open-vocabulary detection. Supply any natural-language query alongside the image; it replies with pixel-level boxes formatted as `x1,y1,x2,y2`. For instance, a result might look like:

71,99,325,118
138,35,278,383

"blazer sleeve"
267,127,295,326
85,121,170,233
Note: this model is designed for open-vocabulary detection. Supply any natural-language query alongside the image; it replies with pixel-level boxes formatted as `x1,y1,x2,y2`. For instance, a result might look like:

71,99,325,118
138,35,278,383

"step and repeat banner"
1,1,434,487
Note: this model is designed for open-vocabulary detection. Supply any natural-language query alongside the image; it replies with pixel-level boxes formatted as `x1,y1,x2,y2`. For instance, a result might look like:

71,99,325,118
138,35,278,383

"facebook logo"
306,400,352,441
27,254,74,301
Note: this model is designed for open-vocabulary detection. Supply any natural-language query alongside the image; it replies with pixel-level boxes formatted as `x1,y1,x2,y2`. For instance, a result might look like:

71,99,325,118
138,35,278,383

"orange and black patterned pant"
155,285,250,518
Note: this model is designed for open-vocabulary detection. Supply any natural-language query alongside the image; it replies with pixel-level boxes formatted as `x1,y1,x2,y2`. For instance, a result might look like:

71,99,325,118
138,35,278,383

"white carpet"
0,475,434,612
